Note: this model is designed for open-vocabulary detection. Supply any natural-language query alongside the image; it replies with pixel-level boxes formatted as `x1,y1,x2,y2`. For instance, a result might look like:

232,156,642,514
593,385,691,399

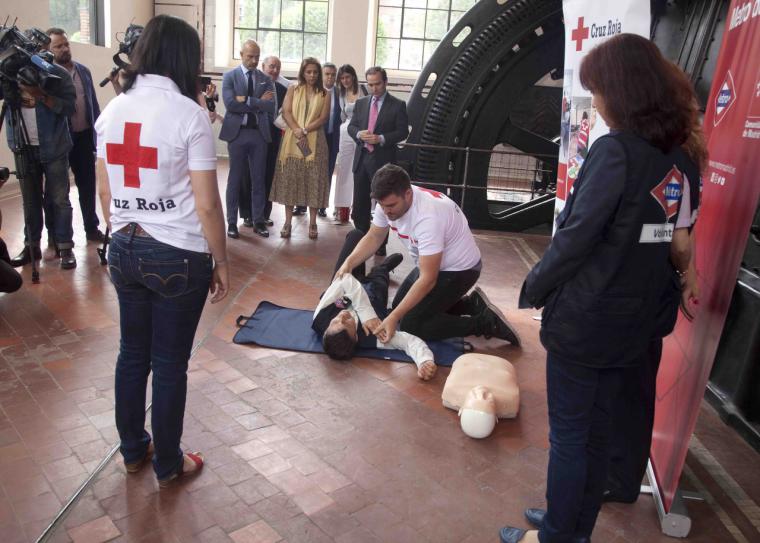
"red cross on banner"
571,17,590,52
106,122,158,188
418,187,443,198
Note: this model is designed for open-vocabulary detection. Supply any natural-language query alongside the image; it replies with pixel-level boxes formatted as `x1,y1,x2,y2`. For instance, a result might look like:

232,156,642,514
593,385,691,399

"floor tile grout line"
33,231,279,543
690,435,760,530
683,464,750,543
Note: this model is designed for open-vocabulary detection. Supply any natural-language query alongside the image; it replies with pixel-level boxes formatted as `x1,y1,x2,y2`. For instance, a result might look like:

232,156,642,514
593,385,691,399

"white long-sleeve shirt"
313,275,434,368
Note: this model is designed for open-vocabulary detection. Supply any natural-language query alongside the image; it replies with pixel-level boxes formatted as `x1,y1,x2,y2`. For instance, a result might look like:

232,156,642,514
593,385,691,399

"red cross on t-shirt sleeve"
106,122,158,188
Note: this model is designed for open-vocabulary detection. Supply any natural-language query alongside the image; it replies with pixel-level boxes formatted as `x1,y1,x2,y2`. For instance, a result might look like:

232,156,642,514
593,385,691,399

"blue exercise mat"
233,301,465,366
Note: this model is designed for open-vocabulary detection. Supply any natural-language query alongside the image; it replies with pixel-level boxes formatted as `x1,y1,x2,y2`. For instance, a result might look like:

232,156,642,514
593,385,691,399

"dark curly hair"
580,33,707,170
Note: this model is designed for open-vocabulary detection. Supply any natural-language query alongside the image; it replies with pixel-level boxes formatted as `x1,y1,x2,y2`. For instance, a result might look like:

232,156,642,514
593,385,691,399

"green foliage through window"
234,0,329,63
49,0,98,45
375,0,477,71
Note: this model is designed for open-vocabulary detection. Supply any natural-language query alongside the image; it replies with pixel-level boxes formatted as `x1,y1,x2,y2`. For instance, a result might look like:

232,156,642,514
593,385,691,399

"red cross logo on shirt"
106,122,158,188
572,17,590,52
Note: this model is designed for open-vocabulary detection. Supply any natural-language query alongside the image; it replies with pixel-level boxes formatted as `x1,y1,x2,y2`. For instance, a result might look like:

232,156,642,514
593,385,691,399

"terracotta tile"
214,460,258,486
12,490,61,524
248,453,291,477
229,519,282,543
232,439,274,461
308,467,352,494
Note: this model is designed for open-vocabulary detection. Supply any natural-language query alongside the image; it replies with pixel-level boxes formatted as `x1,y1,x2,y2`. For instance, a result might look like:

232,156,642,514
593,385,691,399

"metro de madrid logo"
714,70,737,126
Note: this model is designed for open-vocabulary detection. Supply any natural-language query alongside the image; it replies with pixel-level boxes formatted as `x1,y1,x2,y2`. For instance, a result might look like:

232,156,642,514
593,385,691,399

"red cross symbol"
106,123,158,188
418,187,443,198
571,17,590,52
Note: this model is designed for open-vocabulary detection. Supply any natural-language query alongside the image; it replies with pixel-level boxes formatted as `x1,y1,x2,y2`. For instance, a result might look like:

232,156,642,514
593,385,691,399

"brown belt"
116,223,152,238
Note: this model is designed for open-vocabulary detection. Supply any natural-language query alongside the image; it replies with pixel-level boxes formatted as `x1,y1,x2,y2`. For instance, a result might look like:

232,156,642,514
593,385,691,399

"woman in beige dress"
270,57,330,239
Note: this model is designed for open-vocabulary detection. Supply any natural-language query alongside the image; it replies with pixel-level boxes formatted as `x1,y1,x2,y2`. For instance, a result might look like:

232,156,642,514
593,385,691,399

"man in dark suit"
220,40,275,238
46,28,104,242
261,55,289,225
348,66,409,254
319,62,342,218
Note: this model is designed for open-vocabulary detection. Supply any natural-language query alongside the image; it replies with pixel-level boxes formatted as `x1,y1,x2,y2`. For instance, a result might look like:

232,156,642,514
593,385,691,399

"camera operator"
45,28,104,242
1,51,78,269
0,175,23,293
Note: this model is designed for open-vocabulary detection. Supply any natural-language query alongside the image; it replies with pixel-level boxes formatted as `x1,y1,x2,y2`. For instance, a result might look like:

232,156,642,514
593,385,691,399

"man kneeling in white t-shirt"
335,164,520,346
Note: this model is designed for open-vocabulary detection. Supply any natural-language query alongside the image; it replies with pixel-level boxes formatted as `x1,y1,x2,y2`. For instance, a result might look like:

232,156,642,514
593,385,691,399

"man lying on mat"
312,229,436,380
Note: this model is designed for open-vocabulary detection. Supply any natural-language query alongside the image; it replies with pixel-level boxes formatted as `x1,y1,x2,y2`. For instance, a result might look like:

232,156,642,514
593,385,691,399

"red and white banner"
651,0,760,511
556,0,650,218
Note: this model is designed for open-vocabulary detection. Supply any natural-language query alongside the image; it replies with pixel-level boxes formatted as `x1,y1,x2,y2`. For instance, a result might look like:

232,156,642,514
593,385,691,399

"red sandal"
158,451,204,488
124,442,154,473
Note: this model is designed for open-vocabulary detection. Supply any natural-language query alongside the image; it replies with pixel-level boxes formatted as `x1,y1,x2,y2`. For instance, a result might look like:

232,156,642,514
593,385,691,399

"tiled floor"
0,163,758,542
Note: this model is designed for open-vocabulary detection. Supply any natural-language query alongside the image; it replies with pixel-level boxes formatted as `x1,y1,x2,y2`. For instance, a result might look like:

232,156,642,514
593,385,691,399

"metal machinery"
401,0,728,232
402,0,760,450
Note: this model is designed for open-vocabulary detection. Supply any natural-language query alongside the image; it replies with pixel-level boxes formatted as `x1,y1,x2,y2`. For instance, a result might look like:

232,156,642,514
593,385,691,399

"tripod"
0,86,43,283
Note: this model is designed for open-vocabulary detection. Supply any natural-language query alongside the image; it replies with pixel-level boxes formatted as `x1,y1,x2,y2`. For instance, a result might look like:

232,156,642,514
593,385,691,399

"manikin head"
322,310,358,360
371,164,413,221
458,386,497,439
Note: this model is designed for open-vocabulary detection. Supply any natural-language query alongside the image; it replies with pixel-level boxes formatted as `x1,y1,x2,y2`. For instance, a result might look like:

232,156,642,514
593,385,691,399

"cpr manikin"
442,353,519,438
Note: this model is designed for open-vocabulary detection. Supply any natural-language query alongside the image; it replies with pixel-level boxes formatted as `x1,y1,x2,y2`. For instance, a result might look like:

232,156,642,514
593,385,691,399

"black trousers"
333,229,390,315
391,265,481,340
68,129,100,234
0,238,22,293
606,338,663,501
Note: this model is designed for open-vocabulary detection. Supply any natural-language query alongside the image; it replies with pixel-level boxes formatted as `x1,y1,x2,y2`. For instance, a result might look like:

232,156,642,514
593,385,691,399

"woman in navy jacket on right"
500,34,705,543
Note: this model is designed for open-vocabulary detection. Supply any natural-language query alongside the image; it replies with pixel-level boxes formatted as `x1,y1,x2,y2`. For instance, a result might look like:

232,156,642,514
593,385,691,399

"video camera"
99,23,143,87
0,23,60,100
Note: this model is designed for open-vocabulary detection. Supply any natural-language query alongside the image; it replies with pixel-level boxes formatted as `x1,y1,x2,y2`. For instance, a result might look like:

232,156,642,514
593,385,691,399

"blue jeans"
540,352,625,543
108,231,212,480
20,148,74,248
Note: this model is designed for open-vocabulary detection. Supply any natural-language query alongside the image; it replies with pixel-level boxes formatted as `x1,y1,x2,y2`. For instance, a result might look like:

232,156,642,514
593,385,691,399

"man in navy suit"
320,62,342,217
46,28,104,242
220,40,275,238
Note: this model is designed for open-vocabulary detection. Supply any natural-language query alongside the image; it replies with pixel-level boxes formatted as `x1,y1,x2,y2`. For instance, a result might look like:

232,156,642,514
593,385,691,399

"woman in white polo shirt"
95,15,228,486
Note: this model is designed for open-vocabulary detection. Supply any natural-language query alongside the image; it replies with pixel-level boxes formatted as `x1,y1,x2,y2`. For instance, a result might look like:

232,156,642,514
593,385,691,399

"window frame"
374,0,474,74
231,0,330,65
48,0,106,46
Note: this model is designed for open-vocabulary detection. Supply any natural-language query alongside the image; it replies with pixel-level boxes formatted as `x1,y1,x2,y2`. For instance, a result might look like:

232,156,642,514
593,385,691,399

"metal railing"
397,141,557,211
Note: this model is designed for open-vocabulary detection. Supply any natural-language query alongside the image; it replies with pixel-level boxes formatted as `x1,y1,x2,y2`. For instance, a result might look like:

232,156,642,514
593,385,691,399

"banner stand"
646,461,692,538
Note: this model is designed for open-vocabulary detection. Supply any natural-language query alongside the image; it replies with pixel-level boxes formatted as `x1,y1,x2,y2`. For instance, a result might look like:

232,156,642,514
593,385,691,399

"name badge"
639,223,674,243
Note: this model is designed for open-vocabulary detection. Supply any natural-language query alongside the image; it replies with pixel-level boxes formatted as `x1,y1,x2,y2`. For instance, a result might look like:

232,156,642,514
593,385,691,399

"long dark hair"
297,57,325,95
121,15,201,102
580,33,707,169
337,64,359,97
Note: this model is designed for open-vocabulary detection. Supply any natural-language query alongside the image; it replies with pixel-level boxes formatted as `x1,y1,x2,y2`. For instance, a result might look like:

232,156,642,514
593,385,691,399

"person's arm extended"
334,224,388,279
190,169,229,303
375,252,442,342
381,331,434,368
304,90,330,133
96,158,112,228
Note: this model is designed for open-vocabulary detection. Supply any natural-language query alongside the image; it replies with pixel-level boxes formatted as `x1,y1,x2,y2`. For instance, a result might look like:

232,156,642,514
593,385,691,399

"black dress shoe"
317,208,327,217
499,526,527,543
253,223,270,238
375,245,386,257
227,224,240,239
264,218,274,226
293,206,306,216
59,249,77,270
524,508,545,528
380,253,403,273
243,218,254,228
10,246,42,267
86,230,105,242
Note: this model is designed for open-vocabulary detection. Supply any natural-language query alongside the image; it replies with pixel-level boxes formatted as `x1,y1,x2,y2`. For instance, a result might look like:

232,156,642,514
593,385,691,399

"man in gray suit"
220,40,275,238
